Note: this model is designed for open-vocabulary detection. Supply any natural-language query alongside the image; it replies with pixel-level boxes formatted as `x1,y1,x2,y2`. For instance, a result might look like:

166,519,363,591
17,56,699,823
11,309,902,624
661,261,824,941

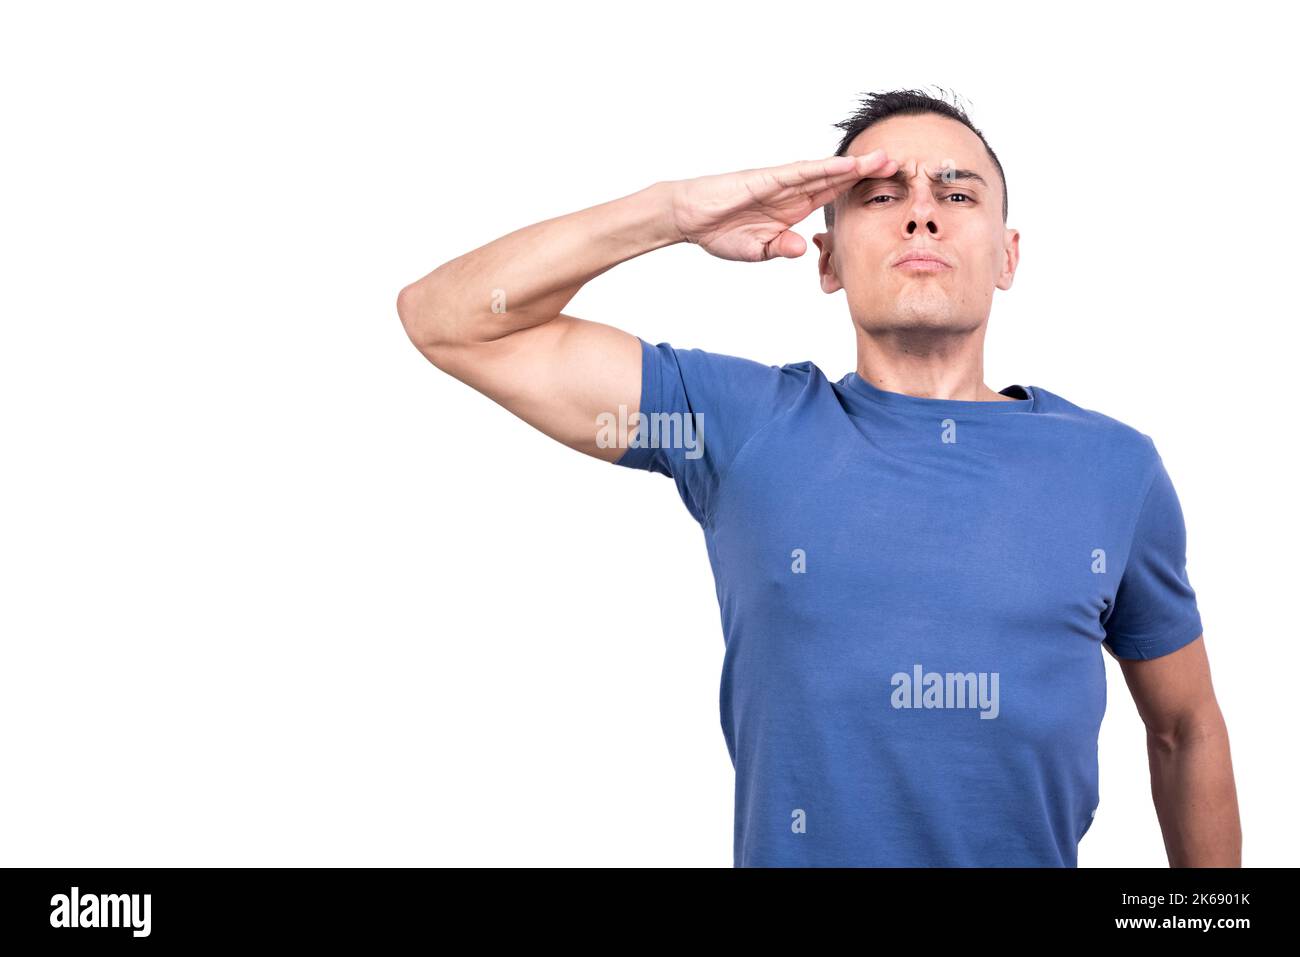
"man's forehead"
845,117,989,174
849,143,987,176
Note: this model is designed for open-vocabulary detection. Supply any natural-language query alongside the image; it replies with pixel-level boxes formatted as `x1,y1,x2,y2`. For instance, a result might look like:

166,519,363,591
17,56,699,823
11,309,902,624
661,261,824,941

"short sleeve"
612,338,809,526
1101,446,1204,660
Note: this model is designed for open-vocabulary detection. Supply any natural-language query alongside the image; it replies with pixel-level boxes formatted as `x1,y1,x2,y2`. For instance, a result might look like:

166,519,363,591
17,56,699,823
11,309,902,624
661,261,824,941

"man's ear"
995,227,1020,291
812,231,843,294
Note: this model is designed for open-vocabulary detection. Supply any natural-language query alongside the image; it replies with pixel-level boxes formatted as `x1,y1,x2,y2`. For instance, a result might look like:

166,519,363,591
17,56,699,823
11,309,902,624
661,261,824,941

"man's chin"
854,304,983,337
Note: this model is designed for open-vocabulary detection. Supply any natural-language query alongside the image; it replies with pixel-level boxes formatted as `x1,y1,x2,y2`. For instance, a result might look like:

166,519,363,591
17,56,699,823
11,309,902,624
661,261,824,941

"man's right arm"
395,151,895,462
395,181,682,462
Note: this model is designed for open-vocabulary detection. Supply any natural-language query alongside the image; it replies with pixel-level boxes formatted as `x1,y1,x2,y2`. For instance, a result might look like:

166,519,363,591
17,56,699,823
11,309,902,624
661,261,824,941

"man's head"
813,89,1019,338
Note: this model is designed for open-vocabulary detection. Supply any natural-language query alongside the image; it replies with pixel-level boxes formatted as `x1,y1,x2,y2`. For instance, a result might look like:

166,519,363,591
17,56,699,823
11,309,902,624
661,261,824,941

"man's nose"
906,168,939,234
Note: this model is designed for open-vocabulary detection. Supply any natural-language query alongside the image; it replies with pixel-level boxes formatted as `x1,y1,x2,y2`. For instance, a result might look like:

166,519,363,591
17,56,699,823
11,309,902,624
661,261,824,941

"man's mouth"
892,249,952,272
894,258,950,273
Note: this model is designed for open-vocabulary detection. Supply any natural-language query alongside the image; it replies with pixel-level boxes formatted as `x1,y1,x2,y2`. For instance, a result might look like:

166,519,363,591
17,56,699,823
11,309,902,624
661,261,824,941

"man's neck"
854,325,1012,402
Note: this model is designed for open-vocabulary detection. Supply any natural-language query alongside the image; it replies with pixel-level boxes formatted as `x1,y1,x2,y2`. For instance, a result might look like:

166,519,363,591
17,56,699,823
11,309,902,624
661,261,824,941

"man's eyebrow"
851,167,989,191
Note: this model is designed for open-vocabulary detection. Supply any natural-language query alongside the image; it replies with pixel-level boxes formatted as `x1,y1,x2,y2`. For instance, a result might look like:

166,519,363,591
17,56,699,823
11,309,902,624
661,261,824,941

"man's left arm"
1101,440,1239,866
1114,636,1241,866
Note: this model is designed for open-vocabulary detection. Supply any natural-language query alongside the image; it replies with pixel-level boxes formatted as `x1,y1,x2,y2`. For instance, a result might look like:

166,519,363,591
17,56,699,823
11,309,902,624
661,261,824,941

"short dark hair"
823,87,1008,228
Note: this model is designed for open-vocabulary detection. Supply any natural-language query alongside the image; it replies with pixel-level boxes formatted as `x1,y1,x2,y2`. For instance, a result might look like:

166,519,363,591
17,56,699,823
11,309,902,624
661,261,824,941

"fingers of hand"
811,152,899,208
772,150,896,200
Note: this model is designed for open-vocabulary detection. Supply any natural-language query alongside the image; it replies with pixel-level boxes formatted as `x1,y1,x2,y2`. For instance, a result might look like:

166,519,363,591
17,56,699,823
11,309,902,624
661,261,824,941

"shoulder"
640,338,828,407
1029,386,1161,480
646,340,823,381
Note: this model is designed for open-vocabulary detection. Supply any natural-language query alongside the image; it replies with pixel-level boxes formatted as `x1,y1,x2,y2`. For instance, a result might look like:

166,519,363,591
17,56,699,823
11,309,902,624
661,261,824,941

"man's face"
813,113,1018,336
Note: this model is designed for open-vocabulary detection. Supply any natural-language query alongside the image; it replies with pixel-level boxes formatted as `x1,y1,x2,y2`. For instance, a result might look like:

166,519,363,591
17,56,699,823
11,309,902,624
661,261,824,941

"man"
396,89,1240,867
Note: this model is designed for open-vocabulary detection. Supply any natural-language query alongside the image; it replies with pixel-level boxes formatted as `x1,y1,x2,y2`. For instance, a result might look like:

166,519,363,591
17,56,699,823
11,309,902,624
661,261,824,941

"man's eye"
864,193,973,205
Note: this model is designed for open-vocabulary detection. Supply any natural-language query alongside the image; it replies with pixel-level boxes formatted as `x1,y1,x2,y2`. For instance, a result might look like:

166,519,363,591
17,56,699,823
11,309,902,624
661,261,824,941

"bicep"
425,313,643,462
1114,634,1216,740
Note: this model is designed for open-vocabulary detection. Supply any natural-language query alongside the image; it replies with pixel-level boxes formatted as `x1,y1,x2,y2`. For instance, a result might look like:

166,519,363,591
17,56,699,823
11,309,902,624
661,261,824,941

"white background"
2,0,1296,867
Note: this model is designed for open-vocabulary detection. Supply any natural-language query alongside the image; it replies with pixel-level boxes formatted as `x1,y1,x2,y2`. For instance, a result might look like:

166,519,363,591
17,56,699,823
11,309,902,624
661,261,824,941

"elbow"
1146,706,1227,755
395,281,429,347
396,281,453,361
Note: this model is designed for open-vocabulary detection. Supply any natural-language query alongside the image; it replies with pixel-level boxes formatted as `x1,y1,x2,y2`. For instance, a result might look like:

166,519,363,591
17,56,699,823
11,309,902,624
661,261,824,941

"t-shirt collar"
837,371,1037,415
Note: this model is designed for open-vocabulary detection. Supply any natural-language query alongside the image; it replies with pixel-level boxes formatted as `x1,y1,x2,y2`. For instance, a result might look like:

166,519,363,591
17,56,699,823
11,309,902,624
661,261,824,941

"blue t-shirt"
614,338,1204,867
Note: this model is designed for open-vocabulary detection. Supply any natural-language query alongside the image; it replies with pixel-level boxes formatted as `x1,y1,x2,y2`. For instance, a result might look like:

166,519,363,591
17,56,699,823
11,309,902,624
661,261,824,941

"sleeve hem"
611,336,657,470
1104,616,1204,661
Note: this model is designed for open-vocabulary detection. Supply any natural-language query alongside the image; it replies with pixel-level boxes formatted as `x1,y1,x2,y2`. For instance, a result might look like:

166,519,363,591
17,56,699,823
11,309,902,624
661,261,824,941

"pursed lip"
892,250,952,268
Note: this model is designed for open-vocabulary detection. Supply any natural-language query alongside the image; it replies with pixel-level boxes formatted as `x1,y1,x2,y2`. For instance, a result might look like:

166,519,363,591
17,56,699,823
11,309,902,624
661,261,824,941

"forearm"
1146,712,1241,866
397,180,681,352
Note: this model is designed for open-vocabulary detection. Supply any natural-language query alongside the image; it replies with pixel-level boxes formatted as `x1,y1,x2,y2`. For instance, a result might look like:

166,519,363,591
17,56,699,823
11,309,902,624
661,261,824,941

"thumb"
767,230,807,260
